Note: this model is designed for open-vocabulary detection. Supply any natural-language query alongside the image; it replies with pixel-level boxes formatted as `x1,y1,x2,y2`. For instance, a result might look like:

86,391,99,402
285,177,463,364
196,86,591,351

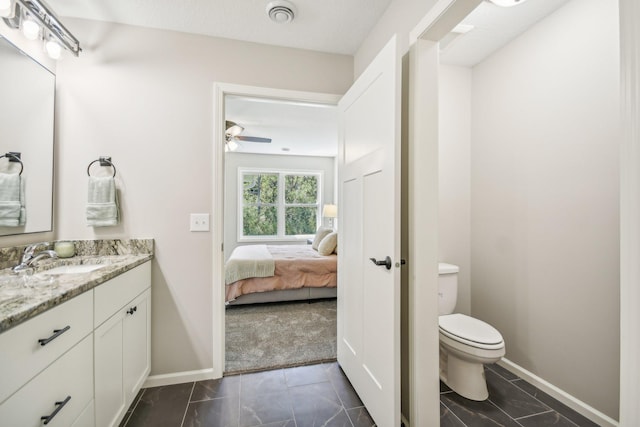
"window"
239,169,322,240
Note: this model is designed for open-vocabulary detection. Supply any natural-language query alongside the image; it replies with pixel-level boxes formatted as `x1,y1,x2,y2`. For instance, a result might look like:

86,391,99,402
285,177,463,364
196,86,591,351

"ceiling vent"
266,1,296,24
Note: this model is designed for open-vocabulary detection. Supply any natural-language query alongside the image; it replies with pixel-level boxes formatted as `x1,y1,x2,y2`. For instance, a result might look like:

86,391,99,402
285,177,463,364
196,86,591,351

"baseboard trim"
143,368,217,388
498,358,618,427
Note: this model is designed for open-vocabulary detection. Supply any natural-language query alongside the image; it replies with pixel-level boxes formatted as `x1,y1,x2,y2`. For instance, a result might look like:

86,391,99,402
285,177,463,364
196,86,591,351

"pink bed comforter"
225,245,337,302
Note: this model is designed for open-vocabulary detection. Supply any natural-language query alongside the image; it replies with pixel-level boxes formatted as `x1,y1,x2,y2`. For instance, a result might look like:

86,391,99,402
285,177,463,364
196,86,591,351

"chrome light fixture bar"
1,0,81,57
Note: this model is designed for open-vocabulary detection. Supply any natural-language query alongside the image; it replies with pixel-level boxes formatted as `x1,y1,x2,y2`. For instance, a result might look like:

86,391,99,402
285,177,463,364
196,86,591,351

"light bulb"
22,15,40,40
45,39,62,59
0,0,12,18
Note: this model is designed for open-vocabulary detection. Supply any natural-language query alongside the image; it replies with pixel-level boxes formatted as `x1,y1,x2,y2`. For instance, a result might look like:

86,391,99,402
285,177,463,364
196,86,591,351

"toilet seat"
439,314,504,350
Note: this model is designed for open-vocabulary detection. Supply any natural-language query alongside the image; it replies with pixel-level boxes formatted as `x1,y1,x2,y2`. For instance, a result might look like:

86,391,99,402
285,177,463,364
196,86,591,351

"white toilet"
438,263,505,401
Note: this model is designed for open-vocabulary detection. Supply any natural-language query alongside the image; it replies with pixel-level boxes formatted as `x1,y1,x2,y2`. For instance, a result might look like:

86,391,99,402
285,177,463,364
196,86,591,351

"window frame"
237,167,323,242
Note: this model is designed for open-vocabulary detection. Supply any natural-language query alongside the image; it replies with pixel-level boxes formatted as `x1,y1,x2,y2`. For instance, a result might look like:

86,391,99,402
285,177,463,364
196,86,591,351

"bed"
225,244,337,305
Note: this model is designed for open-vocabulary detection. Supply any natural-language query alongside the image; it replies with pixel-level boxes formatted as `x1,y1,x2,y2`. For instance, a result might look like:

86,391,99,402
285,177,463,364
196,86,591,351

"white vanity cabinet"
0,258,151,427
94,262,151,427
0,291,94,427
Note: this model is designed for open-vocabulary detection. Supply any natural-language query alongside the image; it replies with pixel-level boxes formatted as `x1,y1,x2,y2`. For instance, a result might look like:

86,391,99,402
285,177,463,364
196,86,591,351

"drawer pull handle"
127,306,138,315
38,326,71,346
41,395,71,425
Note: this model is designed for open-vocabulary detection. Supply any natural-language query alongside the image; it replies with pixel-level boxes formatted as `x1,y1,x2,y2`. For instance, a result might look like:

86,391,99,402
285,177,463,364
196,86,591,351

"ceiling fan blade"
236,136,272,143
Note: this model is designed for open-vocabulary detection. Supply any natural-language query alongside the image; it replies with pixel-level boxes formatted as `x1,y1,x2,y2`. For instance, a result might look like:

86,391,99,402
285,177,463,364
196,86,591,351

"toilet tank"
438,263,459,315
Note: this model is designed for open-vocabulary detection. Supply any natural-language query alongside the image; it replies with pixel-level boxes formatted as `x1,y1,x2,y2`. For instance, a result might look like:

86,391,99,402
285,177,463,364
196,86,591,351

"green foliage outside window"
241,170,320,238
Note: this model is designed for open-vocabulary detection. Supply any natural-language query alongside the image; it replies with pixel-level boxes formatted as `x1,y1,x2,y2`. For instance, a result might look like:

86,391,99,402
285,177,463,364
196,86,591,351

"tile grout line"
486,367,556,417
324,363,356,427
122,388,146,427
514,409,555,421
178,382,196,427
439,399,468,427
507,378,584,427
284,378,299,427
486,397,531,426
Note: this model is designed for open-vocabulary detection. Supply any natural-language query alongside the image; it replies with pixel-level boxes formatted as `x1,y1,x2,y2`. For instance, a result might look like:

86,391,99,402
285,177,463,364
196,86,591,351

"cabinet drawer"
0,291,93,404
0,334,94,427
95,262,151,328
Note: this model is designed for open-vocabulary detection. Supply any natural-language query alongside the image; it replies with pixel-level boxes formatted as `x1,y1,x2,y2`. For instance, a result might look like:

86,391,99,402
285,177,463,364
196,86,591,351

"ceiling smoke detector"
267,0,296,24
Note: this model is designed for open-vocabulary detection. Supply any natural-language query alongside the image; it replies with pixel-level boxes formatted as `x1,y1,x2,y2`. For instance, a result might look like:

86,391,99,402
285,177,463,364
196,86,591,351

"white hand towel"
86,176,119,227
0,172,25,227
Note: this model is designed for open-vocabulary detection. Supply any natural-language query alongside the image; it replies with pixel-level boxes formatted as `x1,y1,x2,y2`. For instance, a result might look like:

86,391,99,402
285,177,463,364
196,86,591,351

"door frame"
211,83,341,377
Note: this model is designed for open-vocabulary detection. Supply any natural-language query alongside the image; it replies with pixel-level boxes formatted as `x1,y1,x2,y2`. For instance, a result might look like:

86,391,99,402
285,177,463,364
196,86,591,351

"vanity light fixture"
44,37,61,59
21,13,39,40
0,0,11,17
1,0,81,58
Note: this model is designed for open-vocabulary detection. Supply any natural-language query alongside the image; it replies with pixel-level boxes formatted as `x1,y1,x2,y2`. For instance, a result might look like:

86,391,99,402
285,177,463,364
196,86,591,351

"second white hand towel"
86,176,119,227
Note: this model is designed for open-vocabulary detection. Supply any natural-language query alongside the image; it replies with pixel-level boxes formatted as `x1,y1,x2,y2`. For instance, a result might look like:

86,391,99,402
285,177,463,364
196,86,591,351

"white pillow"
312,227,333,251
318,232,338,256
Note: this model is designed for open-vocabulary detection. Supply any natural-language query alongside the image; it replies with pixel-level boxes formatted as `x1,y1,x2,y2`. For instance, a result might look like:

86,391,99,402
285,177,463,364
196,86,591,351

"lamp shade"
322,204,337,218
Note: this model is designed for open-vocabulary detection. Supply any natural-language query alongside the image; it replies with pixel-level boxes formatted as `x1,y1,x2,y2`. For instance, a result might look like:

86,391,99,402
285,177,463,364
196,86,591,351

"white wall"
53,19,353,375
224,152,336,256
470,0,620,418
439,64,471,315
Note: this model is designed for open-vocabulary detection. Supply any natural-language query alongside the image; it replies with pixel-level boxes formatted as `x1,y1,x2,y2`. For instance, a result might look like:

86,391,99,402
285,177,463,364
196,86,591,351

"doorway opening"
212,84,341,376
409,0,620,425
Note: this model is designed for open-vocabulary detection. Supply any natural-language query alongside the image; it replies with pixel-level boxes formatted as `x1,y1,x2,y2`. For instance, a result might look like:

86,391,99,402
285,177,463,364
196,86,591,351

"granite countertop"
0,253,153,334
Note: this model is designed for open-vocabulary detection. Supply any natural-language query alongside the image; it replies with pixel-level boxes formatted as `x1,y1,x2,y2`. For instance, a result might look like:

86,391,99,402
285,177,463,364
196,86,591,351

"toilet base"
440,346,489,401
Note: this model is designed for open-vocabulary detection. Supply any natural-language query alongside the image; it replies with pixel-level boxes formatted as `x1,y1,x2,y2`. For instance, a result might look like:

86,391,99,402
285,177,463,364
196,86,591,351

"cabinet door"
123,289,151,405
94,311,125,427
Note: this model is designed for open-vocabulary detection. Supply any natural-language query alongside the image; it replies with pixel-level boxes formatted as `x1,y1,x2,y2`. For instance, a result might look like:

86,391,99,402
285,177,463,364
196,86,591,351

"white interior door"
337,35,401,427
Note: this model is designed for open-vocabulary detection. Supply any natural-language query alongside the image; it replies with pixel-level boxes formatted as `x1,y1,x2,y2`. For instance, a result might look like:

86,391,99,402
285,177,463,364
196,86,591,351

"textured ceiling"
47,0,393,55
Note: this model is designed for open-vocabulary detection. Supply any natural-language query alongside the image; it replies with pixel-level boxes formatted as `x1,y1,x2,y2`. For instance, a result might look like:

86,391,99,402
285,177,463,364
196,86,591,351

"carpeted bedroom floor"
225,299,337,374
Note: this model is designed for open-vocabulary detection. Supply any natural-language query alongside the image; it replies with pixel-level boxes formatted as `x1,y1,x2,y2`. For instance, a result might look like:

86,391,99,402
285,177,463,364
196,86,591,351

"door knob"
369,256,392,270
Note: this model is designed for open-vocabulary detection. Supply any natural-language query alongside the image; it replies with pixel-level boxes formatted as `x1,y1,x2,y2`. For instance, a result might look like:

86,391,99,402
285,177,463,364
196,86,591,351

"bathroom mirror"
0,35,54,236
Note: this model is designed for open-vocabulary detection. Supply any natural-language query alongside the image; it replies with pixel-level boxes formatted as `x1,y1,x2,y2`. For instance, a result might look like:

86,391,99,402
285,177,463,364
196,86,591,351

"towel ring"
0,152,23,176
87,157,116,178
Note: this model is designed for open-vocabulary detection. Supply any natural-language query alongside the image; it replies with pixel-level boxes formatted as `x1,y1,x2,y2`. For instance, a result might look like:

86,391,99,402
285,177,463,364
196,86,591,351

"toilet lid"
439,314,503,347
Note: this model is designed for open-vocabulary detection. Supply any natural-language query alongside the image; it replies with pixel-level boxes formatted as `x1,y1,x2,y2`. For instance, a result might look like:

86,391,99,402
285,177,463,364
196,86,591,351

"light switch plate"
190,213,210,232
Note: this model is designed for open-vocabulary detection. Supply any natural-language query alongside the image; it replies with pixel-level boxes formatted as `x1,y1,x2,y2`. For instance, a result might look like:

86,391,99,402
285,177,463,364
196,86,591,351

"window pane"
285,175,318,204
285,207,317,235
243,174,278,204
243,206,277,236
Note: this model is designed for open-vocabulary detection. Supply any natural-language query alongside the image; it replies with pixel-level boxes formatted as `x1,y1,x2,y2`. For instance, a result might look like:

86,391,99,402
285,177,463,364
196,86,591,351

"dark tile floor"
120,362,374,427
441,364,601,427
121,362,601,427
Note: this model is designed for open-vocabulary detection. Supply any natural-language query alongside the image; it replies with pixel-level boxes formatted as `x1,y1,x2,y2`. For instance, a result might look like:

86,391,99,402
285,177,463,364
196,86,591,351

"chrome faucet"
12,243,58,273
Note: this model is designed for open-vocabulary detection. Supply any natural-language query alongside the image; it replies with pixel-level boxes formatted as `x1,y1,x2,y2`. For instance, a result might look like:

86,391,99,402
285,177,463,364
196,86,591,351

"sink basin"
42,264,106,275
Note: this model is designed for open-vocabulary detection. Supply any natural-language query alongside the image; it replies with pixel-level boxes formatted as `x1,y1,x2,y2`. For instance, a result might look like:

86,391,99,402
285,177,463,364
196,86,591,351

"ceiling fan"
225,120,272,151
